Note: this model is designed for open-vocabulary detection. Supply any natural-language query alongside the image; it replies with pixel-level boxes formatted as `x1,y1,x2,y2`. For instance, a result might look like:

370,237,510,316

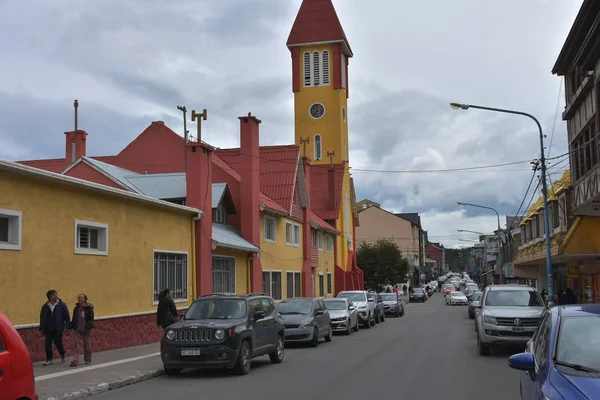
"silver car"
323,298,359,334
379,292,405,317
276,298,332,347
474,285,546,356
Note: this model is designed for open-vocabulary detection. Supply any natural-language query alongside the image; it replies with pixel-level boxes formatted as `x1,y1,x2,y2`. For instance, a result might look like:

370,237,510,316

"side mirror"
368,298,374,302
316,310,324,316
472,301,481,308
508,352,535,372
349,306,357,310
254,310,265,320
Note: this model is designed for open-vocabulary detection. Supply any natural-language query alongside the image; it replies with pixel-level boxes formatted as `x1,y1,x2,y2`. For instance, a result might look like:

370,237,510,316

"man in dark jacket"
39,289,70,365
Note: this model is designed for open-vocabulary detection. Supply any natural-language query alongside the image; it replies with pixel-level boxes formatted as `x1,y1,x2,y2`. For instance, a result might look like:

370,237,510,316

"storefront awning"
559,216,600,257
212,224,259,253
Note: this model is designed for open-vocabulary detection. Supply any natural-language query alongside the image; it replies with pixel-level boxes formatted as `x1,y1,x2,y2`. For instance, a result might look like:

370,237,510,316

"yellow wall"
317,231,336,297
212,247,249,295
0,174,196,326
294,45,349,165
562,217,600,255
335,171,353,270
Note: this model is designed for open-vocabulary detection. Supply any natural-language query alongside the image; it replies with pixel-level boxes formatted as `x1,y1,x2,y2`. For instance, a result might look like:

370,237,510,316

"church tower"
287,0,353,165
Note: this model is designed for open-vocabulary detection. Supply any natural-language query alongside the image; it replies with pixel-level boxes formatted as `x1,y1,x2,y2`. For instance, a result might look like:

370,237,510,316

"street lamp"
457,229,485,236
457,202,501,231
451,102,553,305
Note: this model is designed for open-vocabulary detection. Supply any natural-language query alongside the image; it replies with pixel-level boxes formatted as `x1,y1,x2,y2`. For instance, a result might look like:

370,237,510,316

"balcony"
573,166,600,214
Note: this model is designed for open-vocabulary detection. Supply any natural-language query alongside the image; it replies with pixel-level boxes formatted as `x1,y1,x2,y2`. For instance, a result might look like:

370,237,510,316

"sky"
0,0,584,248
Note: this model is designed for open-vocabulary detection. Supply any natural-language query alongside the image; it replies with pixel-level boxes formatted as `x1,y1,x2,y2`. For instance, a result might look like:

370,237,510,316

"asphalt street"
92,294,522,400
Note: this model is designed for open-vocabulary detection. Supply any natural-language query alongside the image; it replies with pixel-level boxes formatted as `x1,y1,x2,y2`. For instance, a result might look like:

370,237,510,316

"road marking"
35,352,160,382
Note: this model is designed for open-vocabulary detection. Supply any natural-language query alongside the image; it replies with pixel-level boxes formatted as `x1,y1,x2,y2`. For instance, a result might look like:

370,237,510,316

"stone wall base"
19,312,166,362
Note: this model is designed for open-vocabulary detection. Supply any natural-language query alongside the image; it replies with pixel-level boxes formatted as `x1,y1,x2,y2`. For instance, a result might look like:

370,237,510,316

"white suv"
337,290,375,328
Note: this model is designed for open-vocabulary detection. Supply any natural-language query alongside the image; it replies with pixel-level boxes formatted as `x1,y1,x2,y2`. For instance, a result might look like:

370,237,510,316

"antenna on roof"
74,99,79,131
191,109,208,142
300,137,310,157
327,150,336,168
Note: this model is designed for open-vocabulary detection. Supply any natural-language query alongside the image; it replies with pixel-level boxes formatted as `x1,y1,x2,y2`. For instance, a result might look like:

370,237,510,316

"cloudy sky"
0,0,583,247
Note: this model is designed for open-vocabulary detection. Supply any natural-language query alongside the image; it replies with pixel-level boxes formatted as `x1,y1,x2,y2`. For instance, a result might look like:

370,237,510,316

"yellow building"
0,159,201,359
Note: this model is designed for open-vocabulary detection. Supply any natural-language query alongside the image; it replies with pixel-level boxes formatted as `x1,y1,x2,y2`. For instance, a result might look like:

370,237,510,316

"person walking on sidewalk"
157,289,179,330
70,294,95,366
39,289,70,366
402,284,408,296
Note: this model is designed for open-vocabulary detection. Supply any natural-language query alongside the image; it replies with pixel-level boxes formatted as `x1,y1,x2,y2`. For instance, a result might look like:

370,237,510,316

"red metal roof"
215,145,301,213
286,0,353,56
311,211,339,234
309,162,345,220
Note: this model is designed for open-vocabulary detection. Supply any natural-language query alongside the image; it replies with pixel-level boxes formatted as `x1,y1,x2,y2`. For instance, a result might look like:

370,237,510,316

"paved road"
92,295,521,400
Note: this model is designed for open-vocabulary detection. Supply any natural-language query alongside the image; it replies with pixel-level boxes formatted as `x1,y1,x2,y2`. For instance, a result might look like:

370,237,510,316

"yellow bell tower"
286,0,353,165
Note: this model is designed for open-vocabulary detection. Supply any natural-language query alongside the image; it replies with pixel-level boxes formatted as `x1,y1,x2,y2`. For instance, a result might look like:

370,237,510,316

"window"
263,271,282,300
285,222,293,246
212,256,235,293
213,203,227,225
314,134,322,160
75,220,108,256
303,51,330,87
318,273,325,297
326,235,333,252
318,231,323,250
293,224,301,246
260,297,276,316
264,216,276,243
0,209,22,251
533,313,551,370
551,202,560,230
326,272,332,295
286,271,302,298
341,54,347,90
311,228,318,247
153,251,188,303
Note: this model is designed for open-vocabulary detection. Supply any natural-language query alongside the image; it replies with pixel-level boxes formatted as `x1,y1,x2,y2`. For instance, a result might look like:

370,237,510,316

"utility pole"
74,99,79,131
177,105,188,173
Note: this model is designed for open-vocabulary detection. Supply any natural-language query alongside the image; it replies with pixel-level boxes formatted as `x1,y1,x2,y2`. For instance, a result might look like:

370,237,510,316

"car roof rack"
197,293,237,298
244,292,270,297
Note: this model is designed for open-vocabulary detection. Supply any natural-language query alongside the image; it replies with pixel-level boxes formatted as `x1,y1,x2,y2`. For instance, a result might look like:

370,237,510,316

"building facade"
0,160,200,361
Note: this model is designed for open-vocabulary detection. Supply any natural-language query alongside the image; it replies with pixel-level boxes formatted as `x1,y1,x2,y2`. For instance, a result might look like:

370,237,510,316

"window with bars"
303,52,311,86
286,271,302,298
263,271,282,300
314,134,322,160
326,272,332,294
303,51,330,87
322,50,330,84
75,220,108,255
319,273,324,297
153,251,188,302
312,52,320,85
212,256,235,293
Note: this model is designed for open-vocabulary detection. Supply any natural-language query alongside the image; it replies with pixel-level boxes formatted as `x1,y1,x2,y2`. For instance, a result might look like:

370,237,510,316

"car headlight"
483,315,497,325
166,329,175,340
214,329,225,340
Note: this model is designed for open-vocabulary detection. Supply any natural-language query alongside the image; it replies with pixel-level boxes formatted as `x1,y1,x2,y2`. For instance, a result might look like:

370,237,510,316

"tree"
356,239,409,292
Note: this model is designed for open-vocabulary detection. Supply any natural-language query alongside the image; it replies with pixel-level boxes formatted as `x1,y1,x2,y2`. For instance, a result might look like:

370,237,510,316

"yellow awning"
559,216,600,255
520,170,570,225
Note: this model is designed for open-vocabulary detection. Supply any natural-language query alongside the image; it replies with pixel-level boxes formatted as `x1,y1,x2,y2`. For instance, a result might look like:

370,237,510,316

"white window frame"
74,220,108,256
303,51,330,87
212,255,236,294
0,209,22,251
293,224,301,247
285,221,293,246
341,54,347,90
326,234,333,252
263,270,283,300
153,249,189,304
318,231,323,251
264,216,276,243
314,134,322,160
326,272,332,295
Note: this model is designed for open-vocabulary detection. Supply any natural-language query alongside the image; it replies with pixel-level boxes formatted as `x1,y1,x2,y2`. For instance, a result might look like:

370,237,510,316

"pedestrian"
392,285,399,295
402,284,408,296
39,289,71,366
70,294,95,366
157,289,179,330
385,287,391,293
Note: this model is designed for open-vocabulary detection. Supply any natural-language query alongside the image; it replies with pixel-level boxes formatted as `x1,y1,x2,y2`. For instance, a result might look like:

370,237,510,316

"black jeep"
160,293,285,375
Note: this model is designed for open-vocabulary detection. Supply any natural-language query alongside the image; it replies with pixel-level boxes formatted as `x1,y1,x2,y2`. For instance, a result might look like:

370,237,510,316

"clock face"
309,103,325,119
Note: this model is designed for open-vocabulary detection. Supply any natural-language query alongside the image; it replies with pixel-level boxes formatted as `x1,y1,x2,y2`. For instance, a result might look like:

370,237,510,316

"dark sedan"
409,288,427,303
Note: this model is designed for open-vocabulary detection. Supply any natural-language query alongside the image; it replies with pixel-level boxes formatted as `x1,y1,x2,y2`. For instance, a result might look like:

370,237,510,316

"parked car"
368,292,386,323
409,288,427,303
160,293,285,375
475,285,546,356
337,290,375,328
323,298,359,335
379,292,405,317
508,304,600,399
443,284,455,297
277,298,332,347
0,313,37,400
445,291,468,306
467,291,482,319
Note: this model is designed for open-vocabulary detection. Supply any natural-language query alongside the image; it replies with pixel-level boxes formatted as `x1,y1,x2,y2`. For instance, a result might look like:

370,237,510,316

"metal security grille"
322,50,330,84
174,329,212,342
154,252,188,302
496,318,540,327
212,256,235,294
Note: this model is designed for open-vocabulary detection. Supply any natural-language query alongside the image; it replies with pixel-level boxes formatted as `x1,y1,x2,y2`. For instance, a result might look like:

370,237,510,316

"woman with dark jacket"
157,289,179,330
70,294,94,366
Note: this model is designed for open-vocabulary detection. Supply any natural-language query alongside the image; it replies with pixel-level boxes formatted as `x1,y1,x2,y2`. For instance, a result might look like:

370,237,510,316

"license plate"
512,327,525,333
181,348,201,356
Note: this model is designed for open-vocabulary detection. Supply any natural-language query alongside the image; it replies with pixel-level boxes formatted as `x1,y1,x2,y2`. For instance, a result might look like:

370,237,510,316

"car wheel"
353,318,360,331
380,313,385,322
375,312,380,324
164,366,182,375
477,334,490,356
346,320,352,335
401,306,405,316
325,326,333,342
396,309,400,317
310,327,319,347
268,334,284,364
233,340,252,375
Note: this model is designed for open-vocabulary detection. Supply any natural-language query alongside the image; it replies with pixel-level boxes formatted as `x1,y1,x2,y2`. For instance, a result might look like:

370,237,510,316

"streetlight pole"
457,201,504,284
458,229,488,287
450,103,553,305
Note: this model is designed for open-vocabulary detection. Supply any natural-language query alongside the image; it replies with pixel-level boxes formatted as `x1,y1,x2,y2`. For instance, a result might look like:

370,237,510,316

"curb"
45,369,164,400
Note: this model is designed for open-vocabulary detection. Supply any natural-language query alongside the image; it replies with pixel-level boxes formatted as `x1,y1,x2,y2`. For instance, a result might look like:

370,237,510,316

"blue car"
508,304,600,399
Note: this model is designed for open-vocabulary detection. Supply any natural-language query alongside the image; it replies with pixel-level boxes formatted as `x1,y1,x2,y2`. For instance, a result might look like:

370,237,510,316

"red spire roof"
286,0,353,56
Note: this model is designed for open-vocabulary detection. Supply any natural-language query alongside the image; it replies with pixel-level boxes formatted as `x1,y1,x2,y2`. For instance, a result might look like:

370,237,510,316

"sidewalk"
34,343,164,400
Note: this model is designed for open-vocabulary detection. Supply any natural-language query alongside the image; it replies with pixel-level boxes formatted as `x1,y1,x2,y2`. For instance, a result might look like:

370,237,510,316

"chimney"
65,130,88,164
239,112,263,292
301,157,313,296
185,141,213,296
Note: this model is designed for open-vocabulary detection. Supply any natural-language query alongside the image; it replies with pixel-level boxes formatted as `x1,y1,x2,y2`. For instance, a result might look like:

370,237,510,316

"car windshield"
324,300,347,310
473,292,482,301
338,292,367,302
380,294,397,301
277,300,313,315
484,290,544,307
451,292,463,297
411,288,424,293
185,299,247,320
556,317,600,371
